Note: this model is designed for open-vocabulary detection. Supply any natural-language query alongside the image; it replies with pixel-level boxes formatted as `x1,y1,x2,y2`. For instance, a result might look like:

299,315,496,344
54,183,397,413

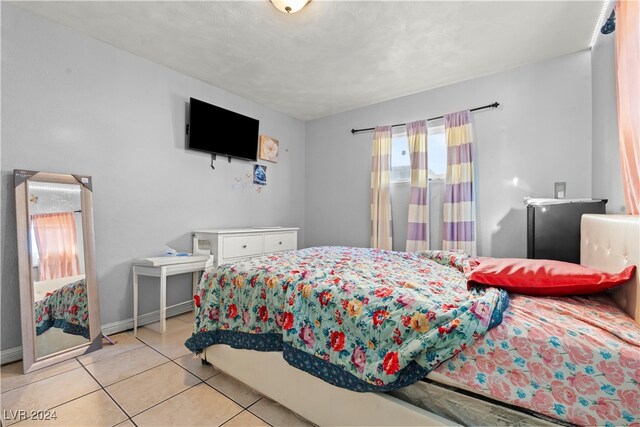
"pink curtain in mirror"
615,0,639,214
32,212,80,281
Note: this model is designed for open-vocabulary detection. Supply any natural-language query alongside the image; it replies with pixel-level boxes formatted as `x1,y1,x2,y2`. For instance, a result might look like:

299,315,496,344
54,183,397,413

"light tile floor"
1,312,315,427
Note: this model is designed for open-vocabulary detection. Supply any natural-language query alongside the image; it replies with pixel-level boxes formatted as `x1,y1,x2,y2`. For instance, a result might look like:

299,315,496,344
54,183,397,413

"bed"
185,214,640,426
34,274,90,339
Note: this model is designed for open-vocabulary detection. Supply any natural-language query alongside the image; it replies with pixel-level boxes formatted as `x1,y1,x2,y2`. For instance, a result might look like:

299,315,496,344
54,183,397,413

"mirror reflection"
28,181,90,358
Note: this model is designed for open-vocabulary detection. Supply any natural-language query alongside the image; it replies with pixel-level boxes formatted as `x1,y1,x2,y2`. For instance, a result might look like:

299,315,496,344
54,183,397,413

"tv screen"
187,98,259,161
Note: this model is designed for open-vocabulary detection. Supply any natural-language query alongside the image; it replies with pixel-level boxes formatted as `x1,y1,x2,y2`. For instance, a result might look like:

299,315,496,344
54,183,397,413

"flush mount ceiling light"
271,0,310,14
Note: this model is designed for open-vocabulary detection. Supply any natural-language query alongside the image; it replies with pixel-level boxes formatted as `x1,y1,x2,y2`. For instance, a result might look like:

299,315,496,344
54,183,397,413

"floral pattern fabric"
431,293,640,426
34,278,90,339
185,247,508,390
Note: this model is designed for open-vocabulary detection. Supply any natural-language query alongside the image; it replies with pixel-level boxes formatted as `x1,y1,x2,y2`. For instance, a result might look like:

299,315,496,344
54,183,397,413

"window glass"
30,223,39,267
391,129,410,182
428,125,446,180
391,125,446,182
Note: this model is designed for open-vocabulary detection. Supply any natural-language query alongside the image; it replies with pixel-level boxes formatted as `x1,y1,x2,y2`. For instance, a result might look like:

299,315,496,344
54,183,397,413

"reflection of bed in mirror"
33,274,85,302
33,274,90,358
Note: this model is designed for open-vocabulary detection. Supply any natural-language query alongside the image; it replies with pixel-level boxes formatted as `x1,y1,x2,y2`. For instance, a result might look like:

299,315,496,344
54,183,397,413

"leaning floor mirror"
14,170,102,373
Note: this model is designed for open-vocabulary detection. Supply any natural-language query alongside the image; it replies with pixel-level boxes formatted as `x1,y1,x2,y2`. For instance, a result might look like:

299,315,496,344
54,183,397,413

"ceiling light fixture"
271,0,310,14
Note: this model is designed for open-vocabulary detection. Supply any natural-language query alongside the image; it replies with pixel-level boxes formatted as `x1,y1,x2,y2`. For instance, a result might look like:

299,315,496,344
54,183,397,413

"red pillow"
467,258,636,296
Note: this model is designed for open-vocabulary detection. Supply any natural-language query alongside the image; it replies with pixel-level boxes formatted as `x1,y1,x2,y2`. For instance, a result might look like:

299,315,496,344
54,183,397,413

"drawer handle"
242,244,247,249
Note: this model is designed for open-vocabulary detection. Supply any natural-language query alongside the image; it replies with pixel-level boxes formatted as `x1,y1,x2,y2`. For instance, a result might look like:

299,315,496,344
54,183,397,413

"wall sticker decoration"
254,165,267,186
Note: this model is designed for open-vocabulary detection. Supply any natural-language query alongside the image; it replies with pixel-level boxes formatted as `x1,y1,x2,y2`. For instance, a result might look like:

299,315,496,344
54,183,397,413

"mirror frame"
14,170,102,373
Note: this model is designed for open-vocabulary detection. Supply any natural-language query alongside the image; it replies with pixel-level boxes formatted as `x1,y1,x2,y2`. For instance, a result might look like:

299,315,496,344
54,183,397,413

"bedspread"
431,294,640,426
34,278,90,339
185,247,509,391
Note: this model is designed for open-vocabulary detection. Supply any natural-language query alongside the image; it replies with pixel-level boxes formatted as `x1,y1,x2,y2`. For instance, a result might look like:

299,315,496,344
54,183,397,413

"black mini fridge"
526,198,607,264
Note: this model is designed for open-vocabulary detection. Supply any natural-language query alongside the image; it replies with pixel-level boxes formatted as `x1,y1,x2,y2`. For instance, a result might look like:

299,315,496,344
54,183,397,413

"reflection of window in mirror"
29,222,40,276
28,182,85,281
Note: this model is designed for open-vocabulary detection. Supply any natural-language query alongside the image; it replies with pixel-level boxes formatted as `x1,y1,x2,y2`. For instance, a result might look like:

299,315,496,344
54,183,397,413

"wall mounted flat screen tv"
187,97,259,161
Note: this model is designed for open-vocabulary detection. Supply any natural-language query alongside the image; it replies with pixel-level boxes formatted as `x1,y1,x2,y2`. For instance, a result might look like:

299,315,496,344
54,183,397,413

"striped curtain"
371,126,393,250
615,0,639,214
406,120,429,252
442,110,476,255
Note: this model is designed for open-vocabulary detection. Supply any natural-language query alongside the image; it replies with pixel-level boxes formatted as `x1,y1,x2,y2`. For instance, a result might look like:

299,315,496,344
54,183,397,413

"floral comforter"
34,278,90,339
431,293,640,426
185,247,509,391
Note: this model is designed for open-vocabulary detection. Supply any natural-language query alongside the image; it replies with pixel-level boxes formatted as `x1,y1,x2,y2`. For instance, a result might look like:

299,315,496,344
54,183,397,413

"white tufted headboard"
581,214,640,324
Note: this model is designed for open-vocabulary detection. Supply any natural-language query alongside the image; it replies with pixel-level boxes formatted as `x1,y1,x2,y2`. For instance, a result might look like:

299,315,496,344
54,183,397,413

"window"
391,125,446,182
30,223,39,267
427,125,446,180
390,128,411,182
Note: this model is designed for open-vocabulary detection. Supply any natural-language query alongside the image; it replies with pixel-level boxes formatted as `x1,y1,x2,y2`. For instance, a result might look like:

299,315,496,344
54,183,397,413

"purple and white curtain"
371,126,393,250
406,120,429,252
442,110,476,255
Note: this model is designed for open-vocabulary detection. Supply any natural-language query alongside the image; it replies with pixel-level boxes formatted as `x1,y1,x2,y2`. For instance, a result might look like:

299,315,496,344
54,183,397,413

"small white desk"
132,255,212,335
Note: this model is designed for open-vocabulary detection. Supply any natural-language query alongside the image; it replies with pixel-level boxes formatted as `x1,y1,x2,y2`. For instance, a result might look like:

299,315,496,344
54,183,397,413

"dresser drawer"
264,232,297,253
222,235,263,259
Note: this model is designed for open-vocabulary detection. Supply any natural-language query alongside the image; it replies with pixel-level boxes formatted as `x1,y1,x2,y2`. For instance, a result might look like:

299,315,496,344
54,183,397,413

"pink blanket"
432,294,640,426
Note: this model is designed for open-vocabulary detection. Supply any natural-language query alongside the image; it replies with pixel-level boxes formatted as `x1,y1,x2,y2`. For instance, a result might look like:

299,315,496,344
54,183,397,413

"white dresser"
193,227,299,268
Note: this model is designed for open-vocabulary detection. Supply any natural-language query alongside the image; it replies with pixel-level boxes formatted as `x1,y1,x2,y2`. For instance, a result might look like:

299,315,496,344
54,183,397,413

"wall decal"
254,165,267,186
232,173,263,193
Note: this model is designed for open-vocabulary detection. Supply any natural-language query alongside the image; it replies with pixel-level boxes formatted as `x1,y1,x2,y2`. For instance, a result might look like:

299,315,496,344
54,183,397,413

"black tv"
187,97,259,161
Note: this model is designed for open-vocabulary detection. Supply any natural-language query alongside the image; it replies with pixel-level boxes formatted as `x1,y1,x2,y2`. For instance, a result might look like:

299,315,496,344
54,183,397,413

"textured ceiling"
12,1,603,121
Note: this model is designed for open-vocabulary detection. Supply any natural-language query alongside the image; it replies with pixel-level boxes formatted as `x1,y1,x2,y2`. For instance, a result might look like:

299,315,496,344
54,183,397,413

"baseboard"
0,347,24,366
101,301,194,336
1,301,193,365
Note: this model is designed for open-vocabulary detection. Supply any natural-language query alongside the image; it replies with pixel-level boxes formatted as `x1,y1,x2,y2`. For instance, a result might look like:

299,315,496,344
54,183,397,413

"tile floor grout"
245,399,276,427
84,334,258,425
75,342,147,368
105,359,173,388
86,335,204,423
0,361,84,394
125,379,205,421
10,389,102,426
166,350,222,382
77,360,137,427
216,400,273,427
1,315,309,427
125,339,274,427
87,363,170,388
0,334,184,426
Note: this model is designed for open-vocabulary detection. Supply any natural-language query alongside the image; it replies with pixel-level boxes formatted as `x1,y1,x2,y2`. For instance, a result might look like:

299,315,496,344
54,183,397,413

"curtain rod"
350,101,500,134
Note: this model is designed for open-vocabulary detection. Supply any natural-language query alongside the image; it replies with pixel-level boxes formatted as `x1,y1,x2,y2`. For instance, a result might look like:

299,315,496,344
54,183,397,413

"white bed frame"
202,214,639,426
205,346,453,426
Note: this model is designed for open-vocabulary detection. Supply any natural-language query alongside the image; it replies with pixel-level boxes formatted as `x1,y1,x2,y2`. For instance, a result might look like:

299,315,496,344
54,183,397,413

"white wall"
1,5,305,351
305,51,593,257
591,31,625,213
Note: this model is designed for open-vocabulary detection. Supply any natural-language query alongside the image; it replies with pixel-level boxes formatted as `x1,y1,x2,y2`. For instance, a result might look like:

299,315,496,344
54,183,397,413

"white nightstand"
132,255,213,335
